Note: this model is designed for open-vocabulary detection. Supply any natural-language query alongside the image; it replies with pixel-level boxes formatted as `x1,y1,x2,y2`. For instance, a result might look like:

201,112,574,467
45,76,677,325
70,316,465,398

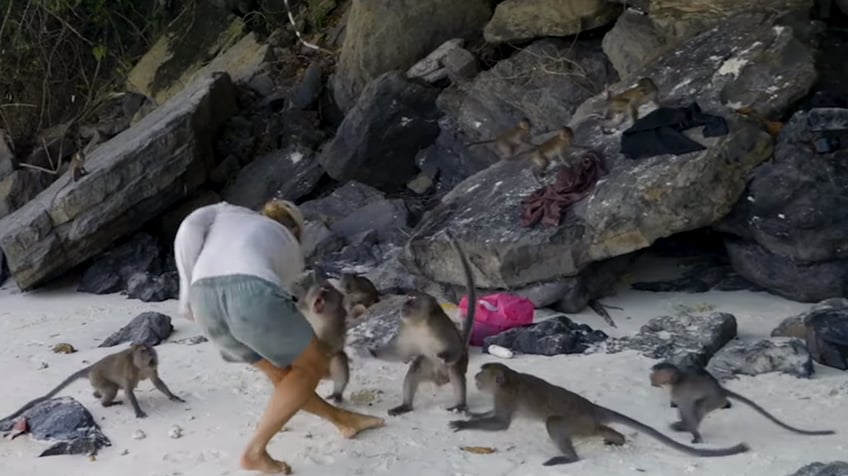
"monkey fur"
70,151,88,182
466,120,533,159
650,362,836,444
449,363,750,466
370,229,477,416
603,77,660,131
298,281,351,403
1,343,184,421
338,272,380,319
528,127,575,178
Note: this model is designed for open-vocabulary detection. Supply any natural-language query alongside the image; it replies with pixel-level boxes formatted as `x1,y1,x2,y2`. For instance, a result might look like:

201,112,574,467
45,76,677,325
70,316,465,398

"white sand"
1,258,846,476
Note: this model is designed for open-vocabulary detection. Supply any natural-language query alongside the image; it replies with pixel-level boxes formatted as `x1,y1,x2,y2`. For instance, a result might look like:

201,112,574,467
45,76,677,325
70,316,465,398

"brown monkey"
466,120,533,159
603,77,660,130
1,343,184,421
527,127,575,178
370,229,477,416
449,363,750,466
650,362,836,444
297,281,351,403
338,272,380,318
70,150,88,182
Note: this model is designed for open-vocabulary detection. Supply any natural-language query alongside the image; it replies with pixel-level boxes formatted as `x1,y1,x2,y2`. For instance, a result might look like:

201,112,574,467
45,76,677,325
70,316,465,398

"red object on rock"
458,293,535,346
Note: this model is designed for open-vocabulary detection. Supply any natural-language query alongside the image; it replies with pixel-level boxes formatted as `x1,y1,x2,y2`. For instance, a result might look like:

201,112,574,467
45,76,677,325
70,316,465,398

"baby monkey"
1,343,184,421
466,119,533,159
650,362,836,444
449,363,749,466
338,272,380,319
298,281,351,403
370,229,477,416
603,77,660,131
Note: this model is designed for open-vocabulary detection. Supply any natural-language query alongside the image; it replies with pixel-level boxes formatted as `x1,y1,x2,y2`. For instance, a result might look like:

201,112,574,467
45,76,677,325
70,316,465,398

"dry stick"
283,0,320,51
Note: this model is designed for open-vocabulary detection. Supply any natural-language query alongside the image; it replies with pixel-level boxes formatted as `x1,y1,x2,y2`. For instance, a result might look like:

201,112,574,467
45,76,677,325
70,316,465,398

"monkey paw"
669,421,687,432
542,456,577,466
387,404,412,416
171,395,186,403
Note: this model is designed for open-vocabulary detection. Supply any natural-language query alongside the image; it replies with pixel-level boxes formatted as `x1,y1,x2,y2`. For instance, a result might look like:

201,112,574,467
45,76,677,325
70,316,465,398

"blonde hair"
261,199,305,243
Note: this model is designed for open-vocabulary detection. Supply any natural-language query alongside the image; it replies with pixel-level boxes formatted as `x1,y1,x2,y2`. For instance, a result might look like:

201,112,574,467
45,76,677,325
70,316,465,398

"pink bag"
458,293,535,346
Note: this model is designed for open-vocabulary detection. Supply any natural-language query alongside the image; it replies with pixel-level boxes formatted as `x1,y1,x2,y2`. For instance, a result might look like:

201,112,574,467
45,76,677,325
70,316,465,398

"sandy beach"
1,258,845,476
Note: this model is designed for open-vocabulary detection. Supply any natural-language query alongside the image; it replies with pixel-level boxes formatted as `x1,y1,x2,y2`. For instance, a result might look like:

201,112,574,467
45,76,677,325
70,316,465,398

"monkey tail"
444,229,476,348
725,390,835,436
599,407,750,457
0,366,91,423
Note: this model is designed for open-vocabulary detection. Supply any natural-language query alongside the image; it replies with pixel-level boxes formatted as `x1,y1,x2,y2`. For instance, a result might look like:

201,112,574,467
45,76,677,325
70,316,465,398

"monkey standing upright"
1,343,184,421
449,363,750,466
465,120,533,159
297,281,351,403
338,272,380,319
650,362,836,444
603,77,660,131
369,229,477,416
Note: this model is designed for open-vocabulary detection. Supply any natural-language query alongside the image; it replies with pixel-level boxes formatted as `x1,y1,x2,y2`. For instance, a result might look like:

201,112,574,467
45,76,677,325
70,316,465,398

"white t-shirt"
173,201,304,320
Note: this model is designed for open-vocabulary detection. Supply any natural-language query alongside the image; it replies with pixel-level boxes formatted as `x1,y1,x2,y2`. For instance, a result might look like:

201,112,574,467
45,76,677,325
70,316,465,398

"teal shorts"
189,274,315,368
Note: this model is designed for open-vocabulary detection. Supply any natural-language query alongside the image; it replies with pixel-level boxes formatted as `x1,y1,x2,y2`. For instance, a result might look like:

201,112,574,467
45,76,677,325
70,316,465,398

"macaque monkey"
338,272,380,319
466,119,533,159
528,127,575,178
603,77,660,131
1,343,184,421
449,363,750,466
298,282,351,403
70,150,88,182
370,229,477,416
650,362,836,444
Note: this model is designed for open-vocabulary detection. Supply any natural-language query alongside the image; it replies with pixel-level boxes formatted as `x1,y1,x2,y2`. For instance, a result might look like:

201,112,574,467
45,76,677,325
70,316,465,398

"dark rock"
443,47,479,83
77,233,163,295
482,315,609,355
345,295,408,351
332,0,491,112
301,221,345,262
99,312,174,348
319,71,442,189
0,72,237,290
0,169,53,220
602,9,670,80
0,251,7,285
0,129,15,181
705,337,814,381
805,308,848,371
0,397,111,457
126,271,179,302
609,312,738,367
771,298,848,339
287,61,323,111
788,461,848,476
483,0,620,44
299,182,384,223
208,155,241,186
632,258,760,294
222,145,324,210
717,107,848,302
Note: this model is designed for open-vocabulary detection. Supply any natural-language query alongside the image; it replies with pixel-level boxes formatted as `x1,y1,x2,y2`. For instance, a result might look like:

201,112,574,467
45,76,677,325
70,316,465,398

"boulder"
406,39,466,84
99,311,175,348
772,298,848,339
805,308,848,370
0,72,237,290
601,9,671,80
0,169,52,220
77,233,165,295
788,461,848,476
126,271,180,303
331,0,492,112
0,129,15,181
319,71,442,189
609,312,738,367
222,145,324,210
717,109,848,302
483,0,621,44
705,337,814,380
406,11,814,289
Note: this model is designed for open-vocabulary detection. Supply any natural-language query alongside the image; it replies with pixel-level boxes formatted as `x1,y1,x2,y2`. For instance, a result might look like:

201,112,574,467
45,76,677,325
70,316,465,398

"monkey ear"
313,295,325,313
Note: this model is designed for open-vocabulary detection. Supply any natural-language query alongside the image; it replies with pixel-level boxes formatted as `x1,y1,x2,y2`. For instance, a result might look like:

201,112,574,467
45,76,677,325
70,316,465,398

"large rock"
319,71,441,189
717,109,848,302
331,0,492,112
0,72,237,290
788,461,848,476
601,9,671,80
77,233,164,295
406,11,814,289
805,308,848,371
483,0,620,44
705,337,814,380
609,312,738,367
222,145,324,210
0,129,14,181
0,169,52,220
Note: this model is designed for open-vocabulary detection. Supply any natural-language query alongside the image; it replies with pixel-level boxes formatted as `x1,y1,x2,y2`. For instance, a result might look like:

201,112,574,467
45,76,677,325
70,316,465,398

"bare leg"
543,416,579,466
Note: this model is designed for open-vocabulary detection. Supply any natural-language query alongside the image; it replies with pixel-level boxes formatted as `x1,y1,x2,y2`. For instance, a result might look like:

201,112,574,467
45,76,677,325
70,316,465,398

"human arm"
173,205,219,321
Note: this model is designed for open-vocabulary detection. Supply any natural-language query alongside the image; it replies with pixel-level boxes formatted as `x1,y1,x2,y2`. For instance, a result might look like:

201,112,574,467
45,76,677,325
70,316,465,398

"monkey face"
400,292,438,321
476,363,508,390
133,345,158,369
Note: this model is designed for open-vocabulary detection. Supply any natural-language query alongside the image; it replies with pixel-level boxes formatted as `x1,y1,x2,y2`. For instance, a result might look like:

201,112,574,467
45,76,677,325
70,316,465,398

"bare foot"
240,448,292,474
337,413,385,439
